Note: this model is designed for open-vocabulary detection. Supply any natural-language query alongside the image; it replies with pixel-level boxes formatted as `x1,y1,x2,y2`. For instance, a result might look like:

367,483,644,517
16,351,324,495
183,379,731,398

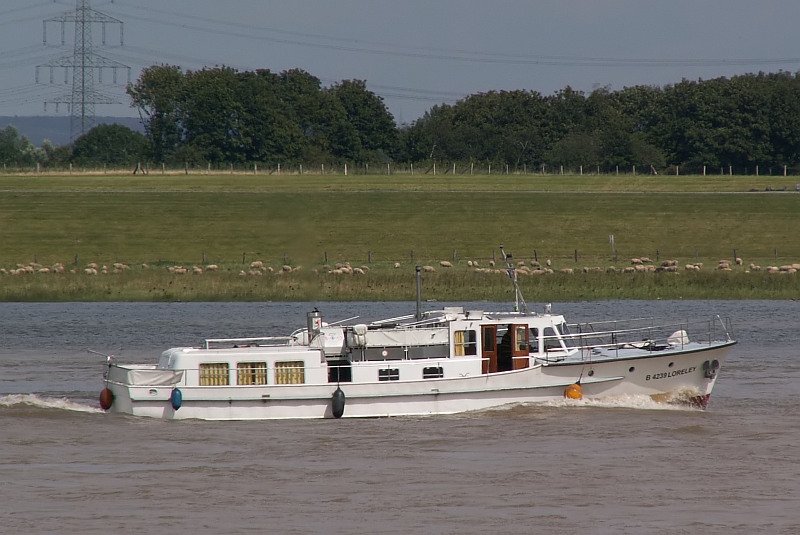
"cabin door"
481,325,497,374
511,324,530,370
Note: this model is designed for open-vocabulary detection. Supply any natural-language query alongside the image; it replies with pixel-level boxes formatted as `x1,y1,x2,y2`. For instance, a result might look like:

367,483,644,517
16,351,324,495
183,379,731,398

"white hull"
105,342,733,420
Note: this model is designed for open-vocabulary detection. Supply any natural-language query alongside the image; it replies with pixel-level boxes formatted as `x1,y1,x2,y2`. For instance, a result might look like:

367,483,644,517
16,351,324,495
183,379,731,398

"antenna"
499,244,529,314
36,0,131,140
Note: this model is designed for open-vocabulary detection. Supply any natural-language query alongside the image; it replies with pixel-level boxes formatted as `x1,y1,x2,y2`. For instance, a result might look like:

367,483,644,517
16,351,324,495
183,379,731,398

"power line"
105,2,800,69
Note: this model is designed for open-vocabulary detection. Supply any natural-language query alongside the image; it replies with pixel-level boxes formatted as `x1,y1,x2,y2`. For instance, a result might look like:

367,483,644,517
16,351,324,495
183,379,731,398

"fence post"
343,163,347,176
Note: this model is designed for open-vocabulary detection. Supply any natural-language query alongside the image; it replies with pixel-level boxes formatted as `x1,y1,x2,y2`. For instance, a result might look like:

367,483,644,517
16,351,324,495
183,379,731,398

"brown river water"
1,301,798,534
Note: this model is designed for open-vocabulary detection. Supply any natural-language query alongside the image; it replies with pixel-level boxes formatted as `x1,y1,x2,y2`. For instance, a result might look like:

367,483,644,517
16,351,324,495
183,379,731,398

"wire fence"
5,160,800,180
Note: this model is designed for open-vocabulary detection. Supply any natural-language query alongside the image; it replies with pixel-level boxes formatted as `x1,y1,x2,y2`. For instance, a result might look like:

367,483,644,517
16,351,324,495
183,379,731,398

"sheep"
631,258,642,265
641,257,653,263
353,267,365,275
84,268,98,275
489,260,495,267
439,260,453,268
735,257,743,266
466,260,473,267
422,265,436,273
393,262,401,269
250,260,264,269
248,269,263,276
192,266,203,275
560,268,574,274
545,259,552,267
206,264,219,271
623,267,636,273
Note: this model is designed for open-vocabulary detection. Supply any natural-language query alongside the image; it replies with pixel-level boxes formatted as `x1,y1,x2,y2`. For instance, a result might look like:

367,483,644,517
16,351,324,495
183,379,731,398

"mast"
499,245,529,314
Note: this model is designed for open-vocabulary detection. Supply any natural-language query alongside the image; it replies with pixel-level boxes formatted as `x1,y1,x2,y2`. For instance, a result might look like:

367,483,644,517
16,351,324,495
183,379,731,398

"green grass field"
1,173,799,301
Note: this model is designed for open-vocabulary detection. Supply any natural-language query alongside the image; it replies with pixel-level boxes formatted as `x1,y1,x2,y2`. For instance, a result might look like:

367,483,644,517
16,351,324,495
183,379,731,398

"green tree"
328,79,398,162
179,67,247,164
0,126,37,167
127,65,185,163
71,124,149,166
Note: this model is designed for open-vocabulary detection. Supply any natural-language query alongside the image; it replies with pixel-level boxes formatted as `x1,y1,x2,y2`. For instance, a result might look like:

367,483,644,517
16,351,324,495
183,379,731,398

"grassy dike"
1,173,799,301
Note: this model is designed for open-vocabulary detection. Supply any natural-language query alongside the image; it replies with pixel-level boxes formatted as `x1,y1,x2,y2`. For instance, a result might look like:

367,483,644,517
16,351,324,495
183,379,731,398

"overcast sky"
2,0,800,124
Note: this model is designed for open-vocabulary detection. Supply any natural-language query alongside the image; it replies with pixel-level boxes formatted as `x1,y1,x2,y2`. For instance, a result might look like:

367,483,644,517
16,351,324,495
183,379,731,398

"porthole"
587,370,594,377
628,366,635,373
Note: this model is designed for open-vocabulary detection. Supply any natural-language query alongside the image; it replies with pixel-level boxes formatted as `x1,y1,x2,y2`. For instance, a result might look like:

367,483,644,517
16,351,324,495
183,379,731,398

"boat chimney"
307,308,323,341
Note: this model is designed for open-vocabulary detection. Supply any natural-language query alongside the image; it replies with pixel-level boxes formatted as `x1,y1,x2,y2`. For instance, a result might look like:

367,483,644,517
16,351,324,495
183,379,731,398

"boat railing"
547,316,734,361
202,336,293,349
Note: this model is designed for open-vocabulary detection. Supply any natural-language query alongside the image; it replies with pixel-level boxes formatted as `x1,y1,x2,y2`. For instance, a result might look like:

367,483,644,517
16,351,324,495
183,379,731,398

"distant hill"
0,116,145,146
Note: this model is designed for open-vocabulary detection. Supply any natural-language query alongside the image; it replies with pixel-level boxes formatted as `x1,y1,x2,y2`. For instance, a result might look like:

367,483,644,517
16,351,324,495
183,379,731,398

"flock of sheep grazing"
1,256,799,277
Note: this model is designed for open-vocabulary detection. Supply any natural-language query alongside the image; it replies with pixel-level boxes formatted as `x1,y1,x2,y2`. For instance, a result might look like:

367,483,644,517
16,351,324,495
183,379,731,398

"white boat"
99,252,736,420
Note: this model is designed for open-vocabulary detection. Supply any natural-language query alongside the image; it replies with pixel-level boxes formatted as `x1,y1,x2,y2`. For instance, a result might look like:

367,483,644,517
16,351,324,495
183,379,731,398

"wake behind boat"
99,250,736,420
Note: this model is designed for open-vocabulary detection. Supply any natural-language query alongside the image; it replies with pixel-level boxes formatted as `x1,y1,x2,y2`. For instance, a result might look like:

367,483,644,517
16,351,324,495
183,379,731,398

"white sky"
1,0,799,124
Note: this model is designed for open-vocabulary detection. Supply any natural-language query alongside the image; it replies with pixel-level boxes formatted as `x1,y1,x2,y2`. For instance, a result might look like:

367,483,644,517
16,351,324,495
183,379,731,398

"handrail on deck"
203,336,292,349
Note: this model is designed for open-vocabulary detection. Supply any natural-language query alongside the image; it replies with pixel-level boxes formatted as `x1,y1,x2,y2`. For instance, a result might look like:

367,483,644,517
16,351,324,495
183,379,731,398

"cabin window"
543,327,562,351
378,368,400,381
328,361,352,383
423,366,444,379
514,326,529,352
529,328,539,353
556,322,575,348
199,363,230,386
275,361,305,384
237,362,267,385
454,329,478,356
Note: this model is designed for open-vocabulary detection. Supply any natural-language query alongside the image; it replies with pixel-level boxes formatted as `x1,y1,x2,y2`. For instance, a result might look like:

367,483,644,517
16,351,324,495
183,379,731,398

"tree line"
5,67,800,173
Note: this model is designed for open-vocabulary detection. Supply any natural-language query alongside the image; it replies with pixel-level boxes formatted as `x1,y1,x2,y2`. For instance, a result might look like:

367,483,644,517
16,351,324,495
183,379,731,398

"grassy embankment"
1,173,799,301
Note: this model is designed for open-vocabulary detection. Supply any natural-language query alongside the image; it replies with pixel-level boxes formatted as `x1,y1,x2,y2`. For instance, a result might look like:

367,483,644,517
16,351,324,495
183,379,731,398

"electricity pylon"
36,0,131,140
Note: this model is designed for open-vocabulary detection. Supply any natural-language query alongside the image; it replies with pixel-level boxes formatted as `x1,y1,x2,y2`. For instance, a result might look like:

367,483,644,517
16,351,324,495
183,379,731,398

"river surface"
1,300,798,534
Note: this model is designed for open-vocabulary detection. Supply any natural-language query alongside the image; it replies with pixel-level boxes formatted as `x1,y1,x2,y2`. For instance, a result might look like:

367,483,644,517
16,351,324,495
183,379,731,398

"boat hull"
105,342,733,420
